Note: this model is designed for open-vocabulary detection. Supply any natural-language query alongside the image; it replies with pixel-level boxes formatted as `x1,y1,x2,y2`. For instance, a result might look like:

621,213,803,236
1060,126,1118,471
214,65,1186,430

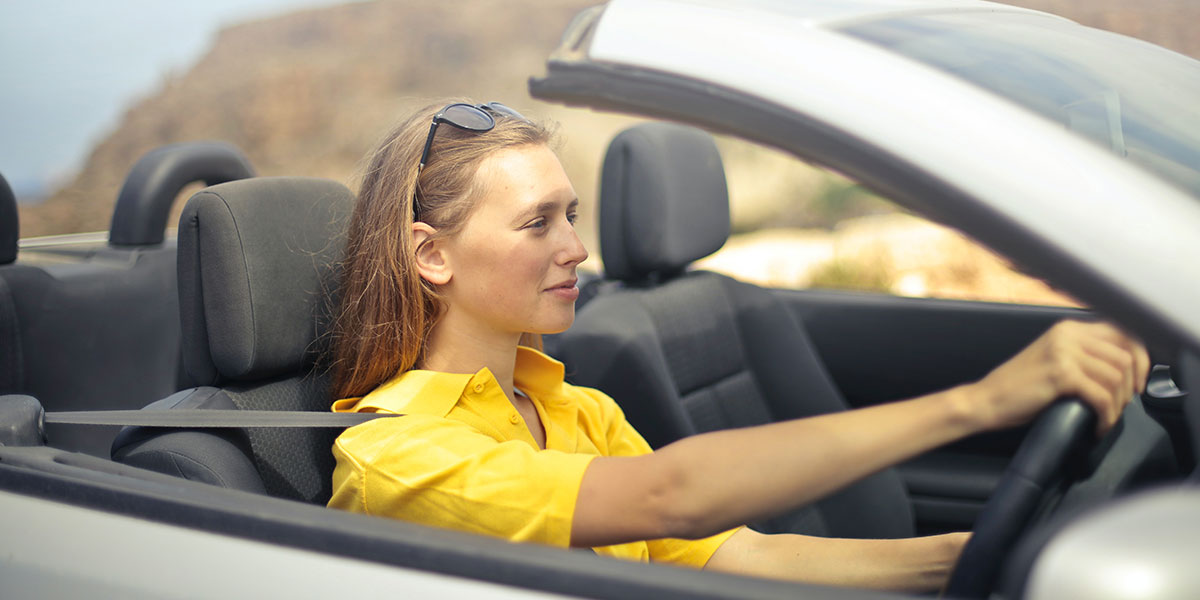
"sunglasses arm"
418,118,442,172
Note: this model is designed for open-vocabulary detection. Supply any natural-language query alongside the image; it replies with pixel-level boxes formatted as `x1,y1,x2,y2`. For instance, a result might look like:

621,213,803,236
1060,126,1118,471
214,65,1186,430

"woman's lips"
546,279,580,301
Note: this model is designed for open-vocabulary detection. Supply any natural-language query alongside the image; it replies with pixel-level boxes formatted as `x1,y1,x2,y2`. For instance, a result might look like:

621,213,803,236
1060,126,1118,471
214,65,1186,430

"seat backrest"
556,123,914,539
113,177,354,504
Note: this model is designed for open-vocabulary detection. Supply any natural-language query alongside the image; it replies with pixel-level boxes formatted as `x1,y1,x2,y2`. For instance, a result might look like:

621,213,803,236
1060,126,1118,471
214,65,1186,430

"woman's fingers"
1047,321,1146,435
1078,341,1133,410
1050,347,1118,434
1082,323,1149,392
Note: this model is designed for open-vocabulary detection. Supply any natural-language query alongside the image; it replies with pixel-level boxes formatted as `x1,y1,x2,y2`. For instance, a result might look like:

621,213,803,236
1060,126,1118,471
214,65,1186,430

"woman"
326,100,1148,592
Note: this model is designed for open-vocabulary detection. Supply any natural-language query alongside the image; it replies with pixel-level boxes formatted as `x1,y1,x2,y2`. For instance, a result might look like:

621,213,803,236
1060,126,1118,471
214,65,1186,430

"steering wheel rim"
943,398,1097,599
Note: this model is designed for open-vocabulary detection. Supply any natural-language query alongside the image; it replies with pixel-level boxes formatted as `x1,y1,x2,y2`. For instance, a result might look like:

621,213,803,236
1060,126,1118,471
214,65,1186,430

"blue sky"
0,0,348,199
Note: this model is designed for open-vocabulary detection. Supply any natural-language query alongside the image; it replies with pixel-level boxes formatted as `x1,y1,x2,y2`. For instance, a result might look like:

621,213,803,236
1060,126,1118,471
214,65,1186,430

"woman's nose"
558,225,588,266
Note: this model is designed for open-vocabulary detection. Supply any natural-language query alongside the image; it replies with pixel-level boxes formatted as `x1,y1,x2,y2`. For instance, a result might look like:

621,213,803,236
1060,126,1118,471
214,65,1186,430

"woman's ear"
412,222,452,285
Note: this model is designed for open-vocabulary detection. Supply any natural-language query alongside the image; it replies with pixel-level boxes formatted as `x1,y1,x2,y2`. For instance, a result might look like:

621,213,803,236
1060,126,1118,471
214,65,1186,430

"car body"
2,0,1198,598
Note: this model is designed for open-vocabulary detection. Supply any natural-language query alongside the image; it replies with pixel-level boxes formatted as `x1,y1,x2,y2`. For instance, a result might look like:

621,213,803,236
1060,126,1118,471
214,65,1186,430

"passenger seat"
112,177,354,503
556,123,915,539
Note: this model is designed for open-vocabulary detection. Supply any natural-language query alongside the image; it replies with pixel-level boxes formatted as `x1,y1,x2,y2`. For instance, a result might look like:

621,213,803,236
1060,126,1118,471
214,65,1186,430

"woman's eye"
525,218,547,230
567,213,578,226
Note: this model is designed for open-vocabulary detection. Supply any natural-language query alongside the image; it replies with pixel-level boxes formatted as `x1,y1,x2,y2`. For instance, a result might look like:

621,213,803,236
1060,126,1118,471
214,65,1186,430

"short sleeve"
646,528,742,568
574,386,742,567
330,413,595,547
574,386,654,458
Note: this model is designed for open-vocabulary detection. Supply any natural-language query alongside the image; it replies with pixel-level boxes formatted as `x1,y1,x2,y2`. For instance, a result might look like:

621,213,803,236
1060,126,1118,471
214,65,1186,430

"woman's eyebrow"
516,198,579,221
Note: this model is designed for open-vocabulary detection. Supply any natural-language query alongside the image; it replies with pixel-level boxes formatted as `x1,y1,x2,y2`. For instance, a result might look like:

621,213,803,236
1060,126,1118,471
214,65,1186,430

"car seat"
555,123,916,539
112,177,353,504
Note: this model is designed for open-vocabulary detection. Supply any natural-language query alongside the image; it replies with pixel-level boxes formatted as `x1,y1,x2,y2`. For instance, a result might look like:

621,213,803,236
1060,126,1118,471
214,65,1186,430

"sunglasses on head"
414,102,526,220
417,102,526,172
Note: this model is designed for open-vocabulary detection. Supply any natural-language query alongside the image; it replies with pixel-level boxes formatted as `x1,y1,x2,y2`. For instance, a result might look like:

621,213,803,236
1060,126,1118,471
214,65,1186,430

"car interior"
550,123,1183,597
0,120,1194,599
0,142,255,457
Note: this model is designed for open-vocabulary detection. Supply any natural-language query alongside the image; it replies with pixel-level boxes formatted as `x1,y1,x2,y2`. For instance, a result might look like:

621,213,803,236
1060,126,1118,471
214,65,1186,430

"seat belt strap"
44,409,398,428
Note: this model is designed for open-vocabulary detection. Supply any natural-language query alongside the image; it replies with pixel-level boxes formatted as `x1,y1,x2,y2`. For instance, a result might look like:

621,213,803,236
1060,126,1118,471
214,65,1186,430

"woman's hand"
966,320,1150,436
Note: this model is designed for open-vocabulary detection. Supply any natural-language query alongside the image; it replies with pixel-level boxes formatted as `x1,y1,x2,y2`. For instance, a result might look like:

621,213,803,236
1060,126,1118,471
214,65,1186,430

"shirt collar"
332,346,567,416
514,346,566,398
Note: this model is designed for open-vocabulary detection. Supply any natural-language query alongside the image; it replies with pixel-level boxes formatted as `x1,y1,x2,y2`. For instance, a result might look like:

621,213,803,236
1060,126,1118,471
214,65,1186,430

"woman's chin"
532,311,576,336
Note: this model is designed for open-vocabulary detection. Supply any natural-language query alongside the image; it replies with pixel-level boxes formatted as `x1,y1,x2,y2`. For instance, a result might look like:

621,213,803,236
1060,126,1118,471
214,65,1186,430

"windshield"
842,11,1200,199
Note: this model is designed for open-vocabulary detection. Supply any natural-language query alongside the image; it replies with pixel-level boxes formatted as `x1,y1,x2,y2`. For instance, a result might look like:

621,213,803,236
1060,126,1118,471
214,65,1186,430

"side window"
696,137,1081,307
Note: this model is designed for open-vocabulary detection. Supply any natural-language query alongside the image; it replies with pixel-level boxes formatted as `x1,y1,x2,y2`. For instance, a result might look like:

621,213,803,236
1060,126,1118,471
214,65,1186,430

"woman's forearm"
573,384,984,546
705,528,970,592
652,384,983,538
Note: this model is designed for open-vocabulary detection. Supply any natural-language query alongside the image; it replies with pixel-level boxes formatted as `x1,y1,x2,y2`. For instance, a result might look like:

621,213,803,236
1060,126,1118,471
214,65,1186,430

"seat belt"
43,409,397,428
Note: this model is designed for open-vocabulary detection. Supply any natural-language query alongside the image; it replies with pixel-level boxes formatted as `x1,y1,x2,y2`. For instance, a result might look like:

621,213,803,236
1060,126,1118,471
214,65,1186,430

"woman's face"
436,144,588,338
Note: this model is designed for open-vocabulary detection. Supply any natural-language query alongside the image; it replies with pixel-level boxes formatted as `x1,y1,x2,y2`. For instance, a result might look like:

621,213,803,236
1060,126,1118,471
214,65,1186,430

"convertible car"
2,0,1198,598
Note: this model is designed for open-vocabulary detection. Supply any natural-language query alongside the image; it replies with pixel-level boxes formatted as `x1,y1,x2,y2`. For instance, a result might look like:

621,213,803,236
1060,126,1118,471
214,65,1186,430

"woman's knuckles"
1049,354,1081,395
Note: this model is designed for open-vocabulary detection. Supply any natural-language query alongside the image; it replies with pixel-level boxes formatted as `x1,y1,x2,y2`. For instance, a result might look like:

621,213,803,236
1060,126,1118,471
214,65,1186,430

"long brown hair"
329,101,556,399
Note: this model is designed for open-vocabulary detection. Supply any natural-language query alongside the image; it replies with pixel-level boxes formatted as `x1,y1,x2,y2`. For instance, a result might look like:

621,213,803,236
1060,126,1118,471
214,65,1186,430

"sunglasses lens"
439,104,493,131
484,102,526,121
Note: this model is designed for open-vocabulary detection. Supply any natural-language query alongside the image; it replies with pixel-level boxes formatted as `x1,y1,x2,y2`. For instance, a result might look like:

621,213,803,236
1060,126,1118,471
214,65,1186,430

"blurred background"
3,0,1196,304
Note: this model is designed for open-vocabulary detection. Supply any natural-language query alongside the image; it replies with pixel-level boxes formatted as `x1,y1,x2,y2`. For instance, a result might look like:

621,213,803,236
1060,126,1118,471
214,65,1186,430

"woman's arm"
570,320,1148,547
704,528,970,592
573,378,982,545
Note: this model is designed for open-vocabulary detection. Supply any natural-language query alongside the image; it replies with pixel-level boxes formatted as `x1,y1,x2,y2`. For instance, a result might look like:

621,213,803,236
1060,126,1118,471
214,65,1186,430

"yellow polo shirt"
329,346,737,567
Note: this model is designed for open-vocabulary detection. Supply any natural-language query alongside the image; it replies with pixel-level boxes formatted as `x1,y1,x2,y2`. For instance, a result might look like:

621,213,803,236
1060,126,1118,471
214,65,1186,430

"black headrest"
599,122,730,281
178,177,354,385
1,173,17,265
110,141,256,247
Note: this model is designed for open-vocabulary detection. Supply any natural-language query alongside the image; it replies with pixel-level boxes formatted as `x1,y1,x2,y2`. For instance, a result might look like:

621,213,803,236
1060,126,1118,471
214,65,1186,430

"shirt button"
473,383,484,393
509,413,521,424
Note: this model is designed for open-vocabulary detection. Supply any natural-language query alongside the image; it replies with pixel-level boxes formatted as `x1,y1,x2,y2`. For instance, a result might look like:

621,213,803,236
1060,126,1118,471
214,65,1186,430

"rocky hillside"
17,0,607,238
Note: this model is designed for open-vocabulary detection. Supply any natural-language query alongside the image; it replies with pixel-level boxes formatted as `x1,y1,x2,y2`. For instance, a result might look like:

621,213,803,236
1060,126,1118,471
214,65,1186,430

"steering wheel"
943,398,1098,599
